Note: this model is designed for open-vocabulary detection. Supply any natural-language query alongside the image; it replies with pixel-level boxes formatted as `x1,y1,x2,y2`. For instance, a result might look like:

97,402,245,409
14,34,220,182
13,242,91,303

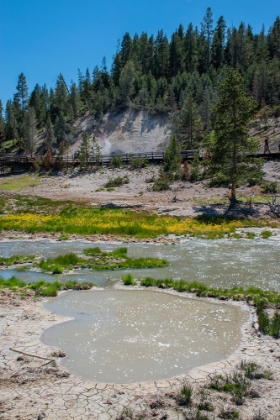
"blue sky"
1,0,279,108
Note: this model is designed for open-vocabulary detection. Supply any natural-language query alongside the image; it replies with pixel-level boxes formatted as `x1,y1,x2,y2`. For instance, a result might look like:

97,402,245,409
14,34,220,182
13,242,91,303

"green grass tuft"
122,273,136,285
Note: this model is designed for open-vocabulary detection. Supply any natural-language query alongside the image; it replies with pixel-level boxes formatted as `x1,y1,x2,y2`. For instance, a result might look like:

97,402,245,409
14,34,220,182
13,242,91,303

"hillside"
71,108,171,156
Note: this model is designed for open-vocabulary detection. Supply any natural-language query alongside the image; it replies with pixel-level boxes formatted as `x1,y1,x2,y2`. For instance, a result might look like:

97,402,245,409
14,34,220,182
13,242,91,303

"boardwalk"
0,150,197,173
1,150,280,174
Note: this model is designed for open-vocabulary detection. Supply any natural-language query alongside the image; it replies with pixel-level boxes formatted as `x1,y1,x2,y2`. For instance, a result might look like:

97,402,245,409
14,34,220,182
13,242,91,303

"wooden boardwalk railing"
1,150,279,173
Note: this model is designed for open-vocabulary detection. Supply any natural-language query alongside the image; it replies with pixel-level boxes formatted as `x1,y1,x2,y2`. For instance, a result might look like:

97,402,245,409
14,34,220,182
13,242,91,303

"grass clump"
176,384,193,406
39,252,80,274
239,360,272,380
246,231,256,239
261,230,272,239
270,312,280,338
0,255,34,265
0,276,26,289
58,233,69,241
83,247,102,256
0,276,94,297
122,273,136,285
36,248,167,273
209,372,249,404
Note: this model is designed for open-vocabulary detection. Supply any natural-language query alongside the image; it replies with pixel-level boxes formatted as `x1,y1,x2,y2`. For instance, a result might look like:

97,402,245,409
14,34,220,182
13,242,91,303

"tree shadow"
193,202,267,219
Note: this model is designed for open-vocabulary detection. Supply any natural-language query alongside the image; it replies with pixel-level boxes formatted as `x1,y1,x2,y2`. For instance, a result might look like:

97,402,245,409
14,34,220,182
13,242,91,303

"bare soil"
7,164,278,221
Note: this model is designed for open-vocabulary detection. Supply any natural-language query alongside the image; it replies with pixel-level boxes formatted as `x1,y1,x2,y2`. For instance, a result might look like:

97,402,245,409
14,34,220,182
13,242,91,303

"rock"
157,206,177,213
100,201,143,209
37,413,46,420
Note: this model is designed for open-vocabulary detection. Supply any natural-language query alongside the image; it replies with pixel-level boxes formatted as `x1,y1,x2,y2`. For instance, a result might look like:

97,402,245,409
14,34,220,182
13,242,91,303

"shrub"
105,176,129,188
110,156,123,168
129,156,148,169
152,176,171,191
262,181,278,194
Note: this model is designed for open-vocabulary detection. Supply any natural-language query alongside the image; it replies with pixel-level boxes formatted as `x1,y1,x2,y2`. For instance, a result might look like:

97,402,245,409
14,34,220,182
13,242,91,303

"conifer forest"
0,8,280,154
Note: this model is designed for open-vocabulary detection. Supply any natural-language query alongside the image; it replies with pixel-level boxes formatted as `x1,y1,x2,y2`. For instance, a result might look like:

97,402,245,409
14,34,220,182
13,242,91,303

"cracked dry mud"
1,288,280,420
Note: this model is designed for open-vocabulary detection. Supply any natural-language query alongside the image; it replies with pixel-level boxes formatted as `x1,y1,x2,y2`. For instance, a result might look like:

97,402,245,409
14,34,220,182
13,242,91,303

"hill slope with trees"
0,8,280,158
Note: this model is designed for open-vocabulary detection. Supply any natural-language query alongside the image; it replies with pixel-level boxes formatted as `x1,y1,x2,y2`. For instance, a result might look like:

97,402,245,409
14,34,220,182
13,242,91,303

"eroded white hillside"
73,108,171,155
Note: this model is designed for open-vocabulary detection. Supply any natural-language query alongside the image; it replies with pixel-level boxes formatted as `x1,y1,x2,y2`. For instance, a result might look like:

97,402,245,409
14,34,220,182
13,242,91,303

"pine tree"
199,87,213,130
68,81,81,118
177,94,203,148
0,100,5,146
29,84,48,128
209,68,259,204
24,107,37,157
54,112,70,146
185,24,199,73
14,73,29,120
201,7,213,71
78,132,91,168
5,100,18,142
53,74,69,116
154,30,170,79
163,134,181,178
267,16,280,59
117,61,136,107
211,16,226,70
45,115,55,152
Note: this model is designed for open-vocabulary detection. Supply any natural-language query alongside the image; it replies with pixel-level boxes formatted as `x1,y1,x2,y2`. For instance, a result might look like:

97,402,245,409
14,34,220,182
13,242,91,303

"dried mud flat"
1,288,280,420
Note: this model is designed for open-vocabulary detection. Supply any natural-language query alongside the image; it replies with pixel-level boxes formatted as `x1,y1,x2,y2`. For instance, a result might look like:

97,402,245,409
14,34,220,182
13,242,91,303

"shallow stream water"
1,235,279,290
0,235,279,383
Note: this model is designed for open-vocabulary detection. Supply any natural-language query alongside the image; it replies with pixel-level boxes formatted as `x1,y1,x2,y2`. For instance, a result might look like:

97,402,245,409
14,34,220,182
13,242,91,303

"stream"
1,234,279,383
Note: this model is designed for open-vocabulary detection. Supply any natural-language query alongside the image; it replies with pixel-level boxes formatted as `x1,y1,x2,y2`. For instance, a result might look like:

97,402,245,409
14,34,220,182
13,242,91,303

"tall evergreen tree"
29,84,48,128
200,7,213,72
45,115,55,152
163,134,181,178
209,69,259,204
24,107,37,157
154,30,170,79
14,73,29,120
211,16,226,70
267,16,280,59
5,100,18,142
0,100,5,146
117,61,136,107
177,94,203,148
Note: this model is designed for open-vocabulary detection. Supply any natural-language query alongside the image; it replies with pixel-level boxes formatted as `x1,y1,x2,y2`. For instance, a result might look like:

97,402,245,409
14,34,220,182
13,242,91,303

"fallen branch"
9,347,52,361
